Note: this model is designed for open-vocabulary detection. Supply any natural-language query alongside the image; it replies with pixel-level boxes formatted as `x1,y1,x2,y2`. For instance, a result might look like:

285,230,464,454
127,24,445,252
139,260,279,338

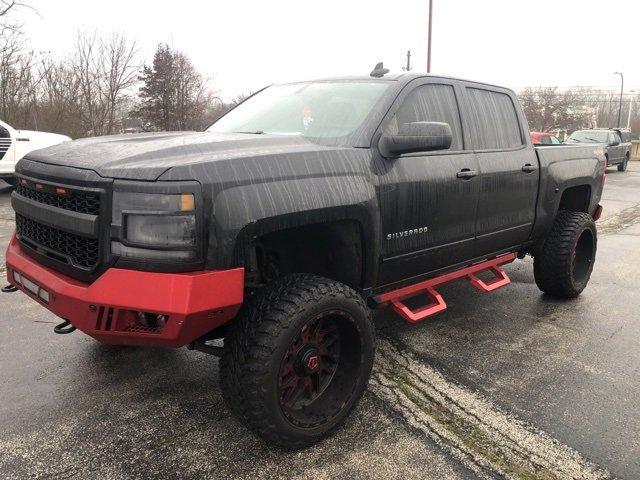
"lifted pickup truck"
6,71,605,449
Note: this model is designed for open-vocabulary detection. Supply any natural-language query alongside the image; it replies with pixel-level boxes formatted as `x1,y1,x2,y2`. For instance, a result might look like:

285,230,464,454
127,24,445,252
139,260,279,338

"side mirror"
380,121,453,157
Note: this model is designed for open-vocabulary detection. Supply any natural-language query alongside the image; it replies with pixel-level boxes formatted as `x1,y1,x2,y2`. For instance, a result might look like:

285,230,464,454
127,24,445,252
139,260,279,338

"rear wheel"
618,154,629,172
220,274,374,449
534,211,597,298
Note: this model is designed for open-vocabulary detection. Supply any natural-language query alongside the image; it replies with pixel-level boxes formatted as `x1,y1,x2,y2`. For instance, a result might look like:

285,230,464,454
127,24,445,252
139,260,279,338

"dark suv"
566,128,631,171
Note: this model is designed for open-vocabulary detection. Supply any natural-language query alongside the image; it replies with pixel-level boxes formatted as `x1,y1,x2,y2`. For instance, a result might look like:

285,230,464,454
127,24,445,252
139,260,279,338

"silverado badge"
387,227,428,240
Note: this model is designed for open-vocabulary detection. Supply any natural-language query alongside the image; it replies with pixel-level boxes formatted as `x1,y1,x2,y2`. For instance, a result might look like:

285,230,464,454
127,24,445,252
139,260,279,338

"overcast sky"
14,0,640,99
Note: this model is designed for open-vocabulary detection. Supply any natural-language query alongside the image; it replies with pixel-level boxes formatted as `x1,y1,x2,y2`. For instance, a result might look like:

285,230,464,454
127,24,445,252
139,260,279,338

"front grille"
15,183,100,215
16,214,100,269
0,138,11,161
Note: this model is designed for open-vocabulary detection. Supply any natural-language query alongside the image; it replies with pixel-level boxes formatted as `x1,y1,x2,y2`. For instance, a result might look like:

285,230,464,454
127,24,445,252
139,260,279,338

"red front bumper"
6,235,244,348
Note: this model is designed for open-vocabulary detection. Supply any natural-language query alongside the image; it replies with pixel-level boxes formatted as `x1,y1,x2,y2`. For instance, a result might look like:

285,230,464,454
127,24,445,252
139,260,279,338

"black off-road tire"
618,154,629,172
220,274,375,449
534,211,597,298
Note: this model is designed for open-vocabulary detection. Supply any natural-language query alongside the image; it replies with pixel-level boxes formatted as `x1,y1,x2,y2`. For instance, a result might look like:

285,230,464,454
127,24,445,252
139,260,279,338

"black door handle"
456,169,477,179
522,164,537,173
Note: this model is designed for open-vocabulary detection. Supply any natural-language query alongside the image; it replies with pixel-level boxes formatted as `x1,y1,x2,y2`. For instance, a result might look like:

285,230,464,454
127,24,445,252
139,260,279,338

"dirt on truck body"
6,67,606,448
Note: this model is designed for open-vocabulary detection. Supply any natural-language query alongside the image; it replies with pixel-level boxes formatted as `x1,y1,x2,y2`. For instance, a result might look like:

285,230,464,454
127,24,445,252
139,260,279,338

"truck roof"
291,72,516,94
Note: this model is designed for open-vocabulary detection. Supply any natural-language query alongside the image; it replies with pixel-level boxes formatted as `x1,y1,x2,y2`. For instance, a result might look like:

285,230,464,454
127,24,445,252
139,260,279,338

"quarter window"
466,88,523,149
388,84,463,151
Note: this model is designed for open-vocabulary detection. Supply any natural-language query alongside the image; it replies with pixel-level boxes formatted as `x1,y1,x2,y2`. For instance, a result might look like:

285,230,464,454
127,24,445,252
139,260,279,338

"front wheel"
220,274,375,449
534,211,597,298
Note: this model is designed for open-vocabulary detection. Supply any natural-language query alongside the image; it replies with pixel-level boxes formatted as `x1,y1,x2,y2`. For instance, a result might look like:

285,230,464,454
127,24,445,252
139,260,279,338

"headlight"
111,187,200,262
125,214,196,247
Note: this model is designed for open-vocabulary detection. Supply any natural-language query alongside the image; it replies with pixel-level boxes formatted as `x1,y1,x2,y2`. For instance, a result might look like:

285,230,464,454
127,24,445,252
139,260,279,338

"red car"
531,131,561,145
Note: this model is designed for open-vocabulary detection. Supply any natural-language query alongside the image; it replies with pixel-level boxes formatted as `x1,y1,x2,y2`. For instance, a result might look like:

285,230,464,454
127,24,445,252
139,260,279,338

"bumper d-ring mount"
54,319,76,334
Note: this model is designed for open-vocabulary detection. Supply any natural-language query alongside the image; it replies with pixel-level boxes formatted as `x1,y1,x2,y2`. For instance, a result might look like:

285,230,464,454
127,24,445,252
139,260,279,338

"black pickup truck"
6,71,605,449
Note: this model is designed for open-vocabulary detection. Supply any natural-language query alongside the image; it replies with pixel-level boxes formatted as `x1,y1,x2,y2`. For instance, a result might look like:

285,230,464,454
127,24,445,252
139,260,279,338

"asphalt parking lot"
1,164,639,479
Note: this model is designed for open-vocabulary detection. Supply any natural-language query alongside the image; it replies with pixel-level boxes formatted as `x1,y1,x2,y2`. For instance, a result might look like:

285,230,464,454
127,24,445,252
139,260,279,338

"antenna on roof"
370,62,389,78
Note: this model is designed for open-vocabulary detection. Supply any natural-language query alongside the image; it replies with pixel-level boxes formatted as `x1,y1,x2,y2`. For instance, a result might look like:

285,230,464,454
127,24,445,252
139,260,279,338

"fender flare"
210,176,381,289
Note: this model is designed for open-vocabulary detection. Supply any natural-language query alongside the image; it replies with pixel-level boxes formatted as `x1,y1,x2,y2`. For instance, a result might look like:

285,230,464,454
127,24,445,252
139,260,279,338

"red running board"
377,253,516,323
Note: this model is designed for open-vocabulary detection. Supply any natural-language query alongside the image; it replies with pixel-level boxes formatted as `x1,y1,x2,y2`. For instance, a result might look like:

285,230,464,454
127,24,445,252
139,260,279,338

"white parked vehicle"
0,120,71,185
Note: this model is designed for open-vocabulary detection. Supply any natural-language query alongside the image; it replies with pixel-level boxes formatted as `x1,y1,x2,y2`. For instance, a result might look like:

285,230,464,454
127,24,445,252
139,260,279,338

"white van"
0,120,71,184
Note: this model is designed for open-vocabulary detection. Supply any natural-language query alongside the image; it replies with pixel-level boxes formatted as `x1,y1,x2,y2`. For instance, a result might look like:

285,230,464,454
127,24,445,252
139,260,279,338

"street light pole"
427,0,433,73
614,71,624,128
627,93,634,130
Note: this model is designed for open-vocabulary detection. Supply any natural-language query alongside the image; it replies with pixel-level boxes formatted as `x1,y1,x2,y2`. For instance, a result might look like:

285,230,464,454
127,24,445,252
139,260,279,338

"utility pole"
614,71,624,128
405,50,412,71
427,0,433,73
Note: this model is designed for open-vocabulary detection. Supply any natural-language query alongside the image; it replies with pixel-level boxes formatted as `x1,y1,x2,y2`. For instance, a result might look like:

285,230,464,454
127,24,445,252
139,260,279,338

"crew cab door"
608,131,624,163
373,79,480,286
460,85,538,254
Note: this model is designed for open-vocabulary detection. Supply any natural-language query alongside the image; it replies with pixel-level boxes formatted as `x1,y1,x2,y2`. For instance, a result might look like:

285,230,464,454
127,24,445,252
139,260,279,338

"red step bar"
377,253,516,323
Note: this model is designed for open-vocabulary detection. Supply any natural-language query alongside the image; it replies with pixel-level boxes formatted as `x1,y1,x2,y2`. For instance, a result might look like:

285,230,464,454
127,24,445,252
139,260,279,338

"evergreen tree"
135,44,211,131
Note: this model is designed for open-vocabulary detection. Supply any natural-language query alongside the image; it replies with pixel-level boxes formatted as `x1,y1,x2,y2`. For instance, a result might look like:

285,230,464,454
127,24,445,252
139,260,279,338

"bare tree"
73,30,139,136
0,0,31,16
0,39,36,124
0,0,33,66
36,59,83,136
202,92,250,127
173,51,213,130
73,31,103,134
0,0,32,122
102,32,139,133
519,87,591,132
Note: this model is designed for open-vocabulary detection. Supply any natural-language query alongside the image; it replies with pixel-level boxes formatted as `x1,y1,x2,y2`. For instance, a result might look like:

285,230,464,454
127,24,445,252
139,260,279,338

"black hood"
23,131,343,181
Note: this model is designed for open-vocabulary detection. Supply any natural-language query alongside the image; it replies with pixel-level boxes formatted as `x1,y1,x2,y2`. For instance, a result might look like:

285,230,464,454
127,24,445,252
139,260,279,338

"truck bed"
531,143,606,239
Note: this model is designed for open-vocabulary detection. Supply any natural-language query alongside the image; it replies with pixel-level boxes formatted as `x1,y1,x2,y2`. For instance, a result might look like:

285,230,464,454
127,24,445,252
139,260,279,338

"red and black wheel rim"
277,310,361,429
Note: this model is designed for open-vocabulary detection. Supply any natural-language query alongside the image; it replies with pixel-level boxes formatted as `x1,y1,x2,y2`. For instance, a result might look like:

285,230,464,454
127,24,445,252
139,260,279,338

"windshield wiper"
235,130,265,135
584,137,601,143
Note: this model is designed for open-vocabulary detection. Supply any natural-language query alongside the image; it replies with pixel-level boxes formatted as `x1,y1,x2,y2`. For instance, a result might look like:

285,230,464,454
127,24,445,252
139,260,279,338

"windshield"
566,130,609,143
207,81,390,139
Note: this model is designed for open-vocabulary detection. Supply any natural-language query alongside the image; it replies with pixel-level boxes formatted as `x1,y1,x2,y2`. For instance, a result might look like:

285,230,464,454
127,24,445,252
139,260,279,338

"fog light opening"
116,309,169,334
38,289,50,303
137,311,167,330
22,276,39,295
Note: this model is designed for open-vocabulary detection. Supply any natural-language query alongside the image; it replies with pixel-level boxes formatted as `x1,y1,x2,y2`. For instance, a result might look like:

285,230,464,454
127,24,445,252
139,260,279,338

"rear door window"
465,88,523,150
389,84,463,151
